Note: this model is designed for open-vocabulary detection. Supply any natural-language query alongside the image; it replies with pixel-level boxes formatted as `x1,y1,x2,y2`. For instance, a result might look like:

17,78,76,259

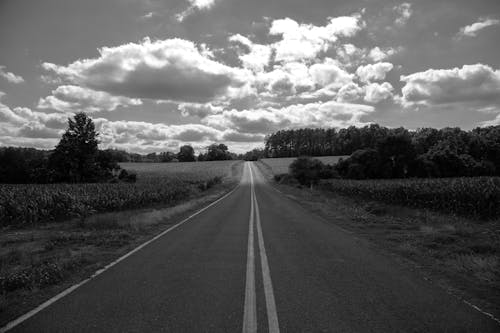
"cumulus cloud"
42,38,250,104
0,92,67,145
456,17,500,38
38,85,142,113
0,66,24,84
269,15,363,62
336,83,364,102
310,58,354,87
400,64,500,108
364,82,394,103
204,101,374,134
394,3,412,27
229,34,272,72
368,47,400,62
356,62,393,83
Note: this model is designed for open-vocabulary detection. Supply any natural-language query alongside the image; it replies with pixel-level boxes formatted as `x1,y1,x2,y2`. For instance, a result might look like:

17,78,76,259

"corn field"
0,161,241,227
120,160,239,183
320,177,500,219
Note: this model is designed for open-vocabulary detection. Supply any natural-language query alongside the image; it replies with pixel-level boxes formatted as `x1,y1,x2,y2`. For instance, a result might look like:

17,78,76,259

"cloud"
140,12,154,19
42,38,250,104
0,66,24,84
356,62,393,83
38,85,142,113
368,47,400,62
309,58,354,87
0,92,67,144
177,102,223,117
394,3,412,27
221,130,265,142
400,64,500,108
481,114,500,126
456,17,500,38
229,34,272,72
336,83,364,102
364,82,394,103
176,0,218,21
269,15,363,62
204,101,374,134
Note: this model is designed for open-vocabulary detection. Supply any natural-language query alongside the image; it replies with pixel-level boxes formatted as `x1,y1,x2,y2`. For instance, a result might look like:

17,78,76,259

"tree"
159,151,175,162
177,145,195,162
205,144,232,161
376,133,416,178
289,156,325,187
49,113,100,182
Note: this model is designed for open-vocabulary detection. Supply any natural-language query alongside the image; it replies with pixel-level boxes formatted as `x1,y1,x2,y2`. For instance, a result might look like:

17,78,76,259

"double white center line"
243,163,280,333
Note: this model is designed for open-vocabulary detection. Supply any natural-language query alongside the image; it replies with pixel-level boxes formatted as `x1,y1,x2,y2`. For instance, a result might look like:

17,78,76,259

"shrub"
289,157,325,186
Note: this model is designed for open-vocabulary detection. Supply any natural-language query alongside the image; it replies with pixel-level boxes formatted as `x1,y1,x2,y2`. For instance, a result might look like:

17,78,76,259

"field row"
320,177,500,219
1,161,241,227
120,160,239,183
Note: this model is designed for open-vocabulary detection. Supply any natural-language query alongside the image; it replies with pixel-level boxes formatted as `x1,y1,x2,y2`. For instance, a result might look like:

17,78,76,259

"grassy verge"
255,161,500,318
0,163,243,327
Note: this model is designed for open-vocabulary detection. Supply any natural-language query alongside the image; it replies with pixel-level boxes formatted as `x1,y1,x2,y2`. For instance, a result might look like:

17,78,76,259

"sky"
0,0,499,154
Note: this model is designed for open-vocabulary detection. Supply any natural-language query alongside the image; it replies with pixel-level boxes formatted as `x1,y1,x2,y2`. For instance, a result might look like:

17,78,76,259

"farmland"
120,160,240,183
0,160,242,227
0,160,243,324
320,177,500,219
260,156,348,174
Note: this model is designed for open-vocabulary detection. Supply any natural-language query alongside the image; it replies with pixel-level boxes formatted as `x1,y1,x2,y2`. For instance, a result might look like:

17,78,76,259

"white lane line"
0,185,240,333
463,300,500,325
250,164,280,333
243,163,257,333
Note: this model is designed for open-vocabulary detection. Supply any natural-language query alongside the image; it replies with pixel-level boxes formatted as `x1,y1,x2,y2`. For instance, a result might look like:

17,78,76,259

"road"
4,162,499,332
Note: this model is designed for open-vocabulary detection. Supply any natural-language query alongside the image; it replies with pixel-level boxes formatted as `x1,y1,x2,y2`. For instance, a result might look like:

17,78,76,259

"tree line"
106,143,237,163
266,124,500,179
0,113,240,184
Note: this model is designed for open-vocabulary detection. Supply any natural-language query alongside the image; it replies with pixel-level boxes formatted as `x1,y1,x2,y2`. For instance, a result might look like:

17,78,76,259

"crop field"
120,160,239,183
0,161,241,227
260,156,349,174
320,177,500,219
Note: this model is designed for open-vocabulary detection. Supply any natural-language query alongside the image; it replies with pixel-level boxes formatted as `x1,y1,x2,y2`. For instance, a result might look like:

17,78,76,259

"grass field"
260,156,348,174
0,161,241,227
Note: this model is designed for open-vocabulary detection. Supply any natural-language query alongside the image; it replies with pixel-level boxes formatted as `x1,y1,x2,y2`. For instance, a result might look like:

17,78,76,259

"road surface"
4,162,499,332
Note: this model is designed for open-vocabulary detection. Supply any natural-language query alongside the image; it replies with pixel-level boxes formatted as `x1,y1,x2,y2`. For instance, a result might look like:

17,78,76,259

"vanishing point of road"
4,162,499,332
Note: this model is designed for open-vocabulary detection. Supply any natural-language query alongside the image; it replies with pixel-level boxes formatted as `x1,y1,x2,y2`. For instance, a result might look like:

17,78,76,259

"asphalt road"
5,162,499,332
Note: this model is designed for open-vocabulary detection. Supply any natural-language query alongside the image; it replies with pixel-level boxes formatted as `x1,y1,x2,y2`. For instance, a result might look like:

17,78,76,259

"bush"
289,157,325,186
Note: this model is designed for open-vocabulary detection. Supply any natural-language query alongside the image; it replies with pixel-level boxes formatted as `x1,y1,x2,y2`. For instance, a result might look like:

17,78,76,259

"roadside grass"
255,161,500,317
0,162,243,327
